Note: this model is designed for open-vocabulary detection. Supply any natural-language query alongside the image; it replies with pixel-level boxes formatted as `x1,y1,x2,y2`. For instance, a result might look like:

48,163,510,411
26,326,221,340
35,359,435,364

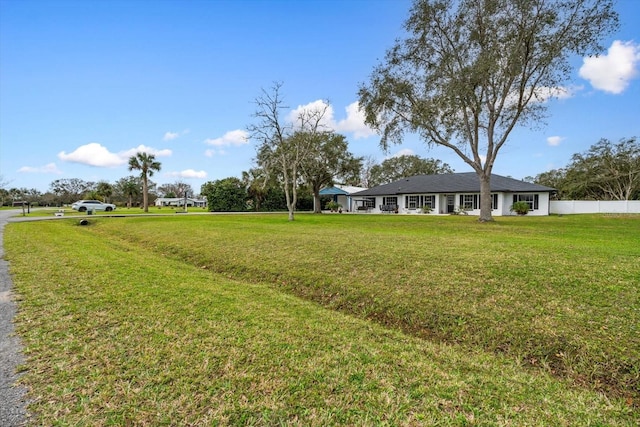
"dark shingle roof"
353,173,555,196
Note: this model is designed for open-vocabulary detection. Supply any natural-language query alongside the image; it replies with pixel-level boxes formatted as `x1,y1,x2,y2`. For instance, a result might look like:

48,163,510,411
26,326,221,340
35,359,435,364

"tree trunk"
478,173,494,222
283,180,295,221
288,183,297,221
142,176,149,213
313,190,322,214
286,192,295,221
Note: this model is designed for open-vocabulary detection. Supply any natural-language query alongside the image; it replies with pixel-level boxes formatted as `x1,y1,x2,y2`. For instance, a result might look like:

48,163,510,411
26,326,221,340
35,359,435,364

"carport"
319,185,368,212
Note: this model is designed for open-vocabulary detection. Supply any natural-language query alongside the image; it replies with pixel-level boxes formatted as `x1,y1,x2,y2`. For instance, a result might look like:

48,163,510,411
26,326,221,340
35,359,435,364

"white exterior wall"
550,200,640,214
359,192,551,216
455,192,551,216
500,192,551,216
497,194,510,216
325,195,355,211
336,195,353,212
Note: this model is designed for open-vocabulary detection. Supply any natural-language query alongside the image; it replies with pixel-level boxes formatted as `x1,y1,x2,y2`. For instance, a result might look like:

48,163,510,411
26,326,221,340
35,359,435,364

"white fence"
550,200,640,214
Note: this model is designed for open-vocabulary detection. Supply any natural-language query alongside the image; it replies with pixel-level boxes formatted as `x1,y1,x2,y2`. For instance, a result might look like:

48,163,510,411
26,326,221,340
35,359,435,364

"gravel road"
0,209,28,426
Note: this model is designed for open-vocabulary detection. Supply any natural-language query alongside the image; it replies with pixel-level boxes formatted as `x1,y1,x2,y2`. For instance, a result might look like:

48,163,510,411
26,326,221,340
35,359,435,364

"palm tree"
120,178,140,209
128,152,161,212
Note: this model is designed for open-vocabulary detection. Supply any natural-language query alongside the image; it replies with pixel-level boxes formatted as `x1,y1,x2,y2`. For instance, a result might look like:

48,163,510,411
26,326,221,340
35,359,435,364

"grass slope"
12,205,210,218
88,213,638,399
4,214,639,425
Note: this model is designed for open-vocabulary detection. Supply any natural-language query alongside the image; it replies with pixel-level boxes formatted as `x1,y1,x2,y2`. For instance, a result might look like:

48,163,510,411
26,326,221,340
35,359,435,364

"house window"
513,194,539,210
404,195,436,209
481,194,498,210
459,194,479,210
476,194,499,210
423,195,435,209
383,196,398,207
363,197,375,208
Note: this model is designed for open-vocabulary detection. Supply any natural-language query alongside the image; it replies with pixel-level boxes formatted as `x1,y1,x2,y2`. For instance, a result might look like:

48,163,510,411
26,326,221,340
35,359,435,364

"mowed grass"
87,213,639,397
4,214,639,425
13,205,211,218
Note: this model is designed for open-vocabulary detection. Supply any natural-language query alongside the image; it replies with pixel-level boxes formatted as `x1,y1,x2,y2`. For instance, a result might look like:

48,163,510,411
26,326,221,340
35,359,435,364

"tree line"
200,152,455,213
527,137,639,201
0,152,171,211
2,136,636,213
0,148,453,213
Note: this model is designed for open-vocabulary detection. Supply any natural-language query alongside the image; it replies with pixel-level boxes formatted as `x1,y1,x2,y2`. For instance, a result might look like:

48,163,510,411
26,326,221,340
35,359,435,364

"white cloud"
502,84,580,108
390,149,415,158
167,169,207,179
163,129,190,141
286,100,377,139
532,85,579,102
17,162,62,174
163,131,179,141
579,40,640,94
204,129,249,147
204,148,227,157
287,100,336,129
120,145,172,158
58,143,126,167
58,143,172,167
547,136,564,146
335,102,377,139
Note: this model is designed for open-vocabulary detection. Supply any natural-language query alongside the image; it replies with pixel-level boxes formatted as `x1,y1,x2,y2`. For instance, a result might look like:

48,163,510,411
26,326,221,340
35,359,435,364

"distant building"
154,197,207,208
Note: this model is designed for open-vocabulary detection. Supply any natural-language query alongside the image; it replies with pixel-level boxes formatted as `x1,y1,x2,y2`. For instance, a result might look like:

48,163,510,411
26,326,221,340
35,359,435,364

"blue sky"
1,0,639,194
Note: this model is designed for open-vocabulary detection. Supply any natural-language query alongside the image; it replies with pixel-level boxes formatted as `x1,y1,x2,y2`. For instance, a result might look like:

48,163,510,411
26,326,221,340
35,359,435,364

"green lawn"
4,213,638,425
8,205,211,218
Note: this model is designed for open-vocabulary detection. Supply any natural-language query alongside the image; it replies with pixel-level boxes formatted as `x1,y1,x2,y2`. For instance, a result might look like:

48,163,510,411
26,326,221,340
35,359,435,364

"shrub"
326,201,342,212
510,201,531,215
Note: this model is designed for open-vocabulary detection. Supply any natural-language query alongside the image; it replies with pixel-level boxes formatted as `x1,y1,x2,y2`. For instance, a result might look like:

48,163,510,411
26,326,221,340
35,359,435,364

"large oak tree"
300,132,362,213
565,137,640,201
359,0,618,221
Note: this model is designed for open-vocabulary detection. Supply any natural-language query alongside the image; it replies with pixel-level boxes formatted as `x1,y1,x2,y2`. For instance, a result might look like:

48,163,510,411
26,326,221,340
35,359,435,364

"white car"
71,200,116,212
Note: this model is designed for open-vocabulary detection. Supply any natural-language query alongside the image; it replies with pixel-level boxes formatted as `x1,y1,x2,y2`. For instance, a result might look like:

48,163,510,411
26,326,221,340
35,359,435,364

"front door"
446,195,455,213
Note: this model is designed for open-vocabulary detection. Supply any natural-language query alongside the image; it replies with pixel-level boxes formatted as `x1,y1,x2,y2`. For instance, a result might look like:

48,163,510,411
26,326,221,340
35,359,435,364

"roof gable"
320,185,368,196
353,173,555,196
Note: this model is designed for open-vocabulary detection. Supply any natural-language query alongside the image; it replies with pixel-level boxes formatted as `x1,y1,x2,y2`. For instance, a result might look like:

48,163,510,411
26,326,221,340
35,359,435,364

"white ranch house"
154,197,207,208
351,173,555,216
